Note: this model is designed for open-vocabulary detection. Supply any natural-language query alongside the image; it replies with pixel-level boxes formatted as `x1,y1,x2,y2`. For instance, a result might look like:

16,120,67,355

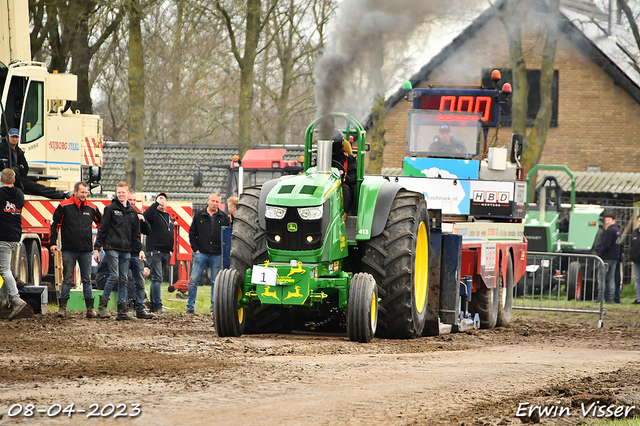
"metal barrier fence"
514,251,605,327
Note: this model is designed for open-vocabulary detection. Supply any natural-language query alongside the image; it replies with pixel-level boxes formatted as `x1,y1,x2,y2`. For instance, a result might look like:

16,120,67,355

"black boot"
117,302,137,321
98,295,111,319
85,298,97,318
57,298,68,318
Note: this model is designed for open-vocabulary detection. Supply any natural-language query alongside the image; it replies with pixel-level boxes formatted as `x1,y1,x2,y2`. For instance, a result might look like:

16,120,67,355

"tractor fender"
356,180,402,240
258,179,280,230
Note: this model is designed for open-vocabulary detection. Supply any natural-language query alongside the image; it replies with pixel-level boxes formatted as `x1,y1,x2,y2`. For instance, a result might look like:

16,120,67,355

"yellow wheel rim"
414,221,428,314
370,291,377,330
237,287,244,324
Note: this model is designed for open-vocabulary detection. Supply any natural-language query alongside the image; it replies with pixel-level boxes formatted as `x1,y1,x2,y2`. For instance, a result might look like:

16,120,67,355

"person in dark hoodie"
629,216,640,304
598,211,622,303
7,128,70,199
50,181,102,319
92,182,144,320
0,168,28,320
143,192,175,313
125,190,154,319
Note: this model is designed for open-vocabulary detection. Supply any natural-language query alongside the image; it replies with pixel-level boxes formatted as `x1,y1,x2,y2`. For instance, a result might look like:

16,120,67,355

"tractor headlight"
298,206,323,220
265,205,287,219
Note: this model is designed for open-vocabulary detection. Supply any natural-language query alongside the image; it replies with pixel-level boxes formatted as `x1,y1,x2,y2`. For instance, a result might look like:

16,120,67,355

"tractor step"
345,216,358,242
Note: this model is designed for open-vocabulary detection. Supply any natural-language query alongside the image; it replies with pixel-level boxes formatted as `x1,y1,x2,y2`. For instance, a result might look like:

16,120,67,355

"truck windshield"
405,109,481,159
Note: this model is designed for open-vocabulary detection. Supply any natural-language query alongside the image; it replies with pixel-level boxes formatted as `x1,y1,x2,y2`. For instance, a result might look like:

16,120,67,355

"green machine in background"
212,113,435,342
521,164,603,298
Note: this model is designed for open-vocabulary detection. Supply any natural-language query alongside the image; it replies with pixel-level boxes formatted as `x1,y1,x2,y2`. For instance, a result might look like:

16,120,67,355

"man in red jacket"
50,182,102,318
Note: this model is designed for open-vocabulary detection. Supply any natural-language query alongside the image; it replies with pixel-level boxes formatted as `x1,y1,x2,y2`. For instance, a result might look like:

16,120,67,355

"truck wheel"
566,261,582,300
16,243,29,284
471,280,500,329
347,273,378,343
30,241,42,287
230,186,290,334
213,269,245,337
496,253,514,327
361,189,429,339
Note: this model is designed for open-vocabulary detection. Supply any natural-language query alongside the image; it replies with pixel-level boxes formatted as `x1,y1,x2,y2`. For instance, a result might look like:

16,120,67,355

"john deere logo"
287,223,298,232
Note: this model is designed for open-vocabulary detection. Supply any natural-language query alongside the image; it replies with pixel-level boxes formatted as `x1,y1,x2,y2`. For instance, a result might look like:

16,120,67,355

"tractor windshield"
405,109,481,159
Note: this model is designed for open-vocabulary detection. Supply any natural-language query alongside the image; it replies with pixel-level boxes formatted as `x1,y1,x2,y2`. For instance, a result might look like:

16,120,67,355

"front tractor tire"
213,269,245,337
229,186,292,334
347,273,378,343
361,190,430,339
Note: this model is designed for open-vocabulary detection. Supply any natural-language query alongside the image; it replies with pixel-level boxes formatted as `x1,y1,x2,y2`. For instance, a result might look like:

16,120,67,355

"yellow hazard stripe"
323,178,342,200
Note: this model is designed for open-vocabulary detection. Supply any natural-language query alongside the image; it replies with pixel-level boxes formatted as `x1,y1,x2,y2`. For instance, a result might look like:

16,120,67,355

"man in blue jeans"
50,181,102,318
93,182,144,320
186,192,229,313
143,192,175,313
598,211,622,303
127,190,154,319
0,168,28,320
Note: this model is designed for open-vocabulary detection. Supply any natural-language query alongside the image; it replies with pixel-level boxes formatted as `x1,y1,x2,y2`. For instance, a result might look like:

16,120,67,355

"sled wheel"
347,273,378,343
566,261,582,301
212,269,245,337
496,252,514,327
16,242,29,284
470,277,500,329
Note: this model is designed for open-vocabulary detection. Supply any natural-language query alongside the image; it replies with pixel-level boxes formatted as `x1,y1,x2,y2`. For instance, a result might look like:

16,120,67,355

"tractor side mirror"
364,142,371,152
510,133,523,163
193,170,203,187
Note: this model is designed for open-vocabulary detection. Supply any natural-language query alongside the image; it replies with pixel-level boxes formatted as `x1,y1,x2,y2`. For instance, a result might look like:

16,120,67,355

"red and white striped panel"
83,137,103,166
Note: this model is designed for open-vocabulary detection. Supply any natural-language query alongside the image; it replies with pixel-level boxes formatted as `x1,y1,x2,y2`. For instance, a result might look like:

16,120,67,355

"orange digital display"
415,89,500,126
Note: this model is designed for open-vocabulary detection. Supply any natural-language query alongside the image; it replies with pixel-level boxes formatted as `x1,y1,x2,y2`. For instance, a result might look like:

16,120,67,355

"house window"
481,69,558,127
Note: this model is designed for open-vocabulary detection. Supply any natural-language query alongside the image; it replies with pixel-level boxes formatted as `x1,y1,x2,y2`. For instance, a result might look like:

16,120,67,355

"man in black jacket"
93,182,144,320
331,130,357,216
7,128,69,199
598,211,622,303
0,168,28,320
186,192,230,313
629,216,640,304
143,192,175,313
50,182,102,318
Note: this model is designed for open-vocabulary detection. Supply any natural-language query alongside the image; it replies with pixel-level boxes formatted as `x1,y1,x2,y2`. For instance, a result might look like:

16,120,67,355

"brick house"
374,0,640,175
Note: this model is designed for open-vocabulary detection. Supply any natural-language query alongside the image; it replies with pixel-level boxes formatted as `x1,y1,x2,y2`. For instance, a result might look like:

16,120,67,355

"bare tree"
126,0,146,191
214,0,279,157
253,0,336,145
29,0,125,114
496,0,560,174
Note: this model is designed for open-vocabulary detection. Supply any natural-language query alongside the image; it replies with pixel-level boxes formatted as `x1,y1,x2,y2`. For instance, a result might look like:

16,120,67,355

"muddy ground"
1,308,639,426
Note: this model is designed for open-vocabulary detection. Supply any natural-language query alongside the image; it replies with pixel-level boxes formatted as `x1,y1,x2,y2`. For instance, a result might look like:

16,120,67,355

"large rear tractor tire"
566,261,583,301
213,269,245,337
471,278,500,329
496,253,514,327
229,186,291,334
361,190,429,339
347,273,378,343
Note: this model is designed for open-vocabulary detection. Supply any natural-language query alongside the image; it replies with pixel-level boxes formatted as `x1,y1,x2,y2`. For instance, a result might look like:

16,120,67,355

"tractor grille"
266,207,324,251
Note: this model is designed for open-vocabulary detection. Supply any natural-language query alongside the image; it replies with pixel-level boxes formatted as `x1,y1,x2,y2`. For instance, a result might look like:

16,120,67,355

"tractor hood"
265,167,342,207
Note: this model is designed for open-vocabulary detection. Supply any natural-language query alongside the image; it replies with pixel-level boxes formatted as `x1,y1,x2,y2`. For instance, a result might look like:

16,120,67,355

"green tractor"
520,164,603,298
212,113,430,342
